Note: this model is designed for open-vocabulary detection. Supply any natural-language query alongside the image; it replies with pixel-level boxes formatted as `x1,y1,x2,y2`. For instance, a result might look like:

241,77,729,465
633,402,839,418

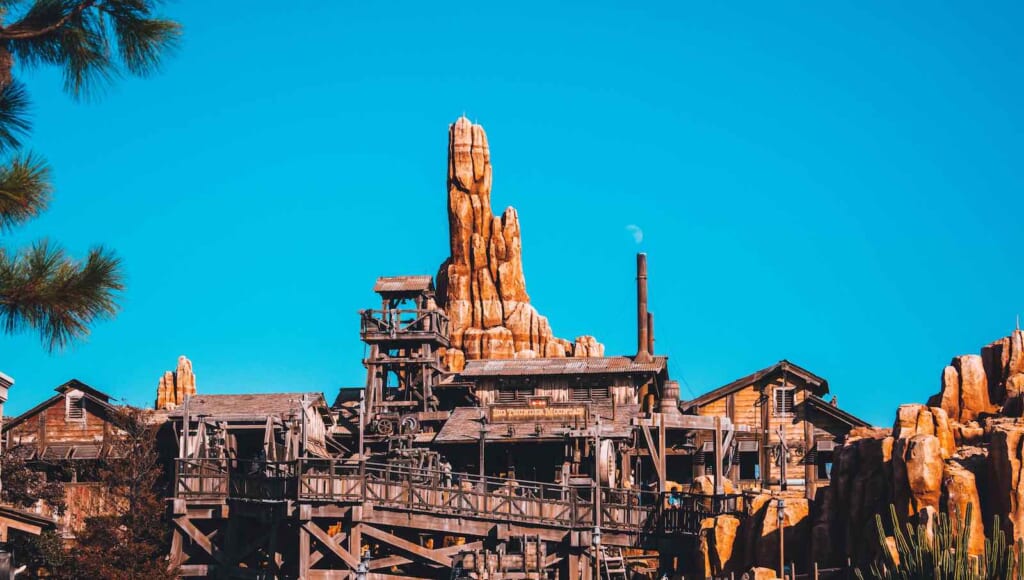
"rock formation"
155,355,197,410
815,329,1024,566
436,117,603,371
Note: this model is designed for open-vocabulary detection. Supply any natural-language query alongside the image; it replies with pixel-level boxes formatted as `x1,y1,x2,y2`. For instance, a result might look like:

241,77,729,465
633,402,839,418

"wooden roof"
680,360,828,412
459,356,667,378
373,275,434,295
166,392,327,421
434,404,640,443
803,394,870,428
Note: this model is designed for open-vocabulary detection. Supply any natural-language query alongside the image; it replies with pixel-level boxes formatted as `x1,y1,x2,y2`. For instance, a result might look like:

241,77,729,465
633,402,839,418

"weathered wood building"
1,380,126,536
680,360,869,498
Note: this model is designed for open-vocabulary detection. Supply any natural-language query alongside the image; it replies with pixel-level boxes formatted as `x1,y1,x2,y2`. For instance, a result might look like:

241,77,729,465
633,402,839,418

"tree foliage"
0,1,179,351
857,504,1024,580
68,406,175,579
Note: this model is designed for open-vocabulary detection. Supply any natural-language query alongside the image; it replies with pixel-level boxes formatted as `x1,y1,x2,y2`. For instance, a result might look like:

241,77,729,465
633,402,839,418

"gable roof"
803,394,870,428
680,360,828,412
3,380,119,433
55,379,112,402
166,392,327,421
459,356,667,378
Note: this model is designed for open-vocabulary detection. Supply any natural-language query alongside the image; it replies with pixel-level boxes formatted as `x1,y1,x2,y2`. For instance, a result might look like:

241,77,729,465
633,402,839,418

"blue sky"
3,2,1022,426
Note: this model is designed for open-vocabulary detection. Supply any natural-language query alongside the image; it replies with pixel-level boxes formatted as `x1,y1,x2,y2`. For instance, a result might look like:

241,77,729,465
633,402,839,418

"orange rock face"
437,117,603,364
989,422,1024,542
155,355,197,410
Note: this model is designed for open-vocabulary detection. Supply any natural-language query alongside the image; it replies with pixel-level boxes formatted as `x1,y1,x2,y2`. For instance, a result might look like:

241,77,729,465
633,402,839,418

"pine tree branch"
0,1,97,41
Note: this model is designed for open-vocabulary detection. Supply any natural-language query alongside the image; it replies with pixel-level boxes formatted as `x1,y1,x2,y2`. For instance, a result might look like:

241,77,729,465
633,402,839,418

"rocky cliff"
155,355,197,410
818,329,1024,565
436,117,603,370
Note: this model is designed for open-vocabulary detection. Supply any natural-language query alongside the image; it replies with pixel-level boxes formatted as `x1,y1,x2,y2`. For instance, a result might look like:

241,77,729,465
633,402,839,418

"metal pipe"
636,253,651,362
647,311,655,355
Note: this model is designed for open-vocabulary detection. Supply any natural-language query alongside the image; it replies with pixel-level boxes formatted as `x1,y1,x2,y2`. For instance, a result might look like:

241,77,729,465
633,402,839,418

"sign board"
488,398,589,423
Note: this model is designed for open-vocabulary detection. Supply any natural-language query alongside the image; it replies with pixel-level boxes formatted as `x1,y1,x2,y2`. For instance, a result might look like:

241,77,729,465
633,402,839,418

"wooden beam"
367,542,483,572
300,524,311,578
360,525,454,568
304,521,360,568
310,530,347,567
173,515,225,565
639,422,664,486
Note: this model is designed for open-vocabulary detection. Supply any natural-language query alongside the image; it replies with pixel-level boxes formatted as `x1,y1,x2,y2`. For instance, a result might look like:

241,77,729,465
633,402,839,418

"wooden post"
299,525,311,578
813,561,819,580
713,416,724,495
658,414,666,492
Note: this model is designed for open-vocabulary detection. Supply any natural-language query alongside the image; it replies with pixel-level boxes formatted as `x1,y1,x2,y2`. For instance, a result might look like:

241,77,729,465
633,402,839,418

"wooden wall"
475,376,639,406
8,394,114,448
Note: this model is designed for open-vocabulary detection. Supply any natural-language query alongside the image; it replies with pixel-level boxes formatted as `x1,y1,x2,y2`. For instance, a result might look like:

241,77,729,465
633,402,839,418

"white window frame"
66,390,86,423
773,385,795,417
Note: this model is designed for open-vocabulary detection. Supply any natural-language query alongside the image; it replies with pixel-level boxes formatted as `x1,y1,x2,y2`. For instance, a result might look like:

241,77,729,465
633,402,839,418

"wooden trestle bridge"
171,459,749,579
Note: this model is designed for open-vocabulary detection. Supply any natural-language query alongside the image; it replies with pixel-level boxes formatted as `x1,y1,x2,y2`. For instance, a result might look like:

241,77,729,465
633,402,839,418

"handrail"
173,457,660,532
359,309,450,339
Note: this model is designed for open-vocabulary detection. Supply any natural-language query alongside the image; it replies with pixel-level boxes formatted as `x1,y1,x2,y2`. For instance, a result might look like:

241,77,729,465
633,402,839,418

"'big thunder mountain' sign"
488,398,589,423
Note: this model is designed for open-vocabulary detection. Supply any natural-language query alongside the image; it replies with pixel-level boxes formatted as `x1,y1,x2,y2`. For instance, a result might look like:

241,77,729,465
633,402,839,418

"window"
497,387,533,403
817,455,833,480
740,453,760,480
773,385,795,416
571,385,610,402
66,392,85,421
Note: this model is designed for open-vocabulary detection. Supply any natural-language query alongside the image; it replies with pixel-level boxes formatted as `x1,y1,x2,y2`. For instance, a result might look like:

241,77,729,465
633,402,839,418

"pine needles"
0,1,179,351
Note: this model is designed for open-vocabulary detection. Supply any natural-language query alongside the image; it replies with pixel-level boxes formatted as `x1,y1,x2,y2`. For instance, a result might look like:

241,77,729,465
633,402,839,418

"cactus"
856,503,1024,580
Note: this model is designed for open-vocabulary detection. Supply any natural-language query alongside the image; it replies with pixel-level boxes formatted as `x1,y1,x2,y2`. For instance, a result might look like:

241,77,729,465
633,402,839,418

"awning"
816,439,836,452
737,440,759,453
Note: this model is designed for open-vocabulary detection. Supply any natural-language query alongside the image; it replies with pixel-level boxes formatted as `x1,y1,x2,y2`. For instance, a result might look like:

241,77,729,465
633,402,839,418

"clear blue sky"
3,2,1022,426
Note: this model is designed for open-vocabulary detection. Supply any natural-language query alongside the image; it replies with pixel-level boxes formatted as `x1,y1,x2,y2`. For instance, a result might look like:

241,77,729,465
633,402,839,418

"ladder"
600,546,628,580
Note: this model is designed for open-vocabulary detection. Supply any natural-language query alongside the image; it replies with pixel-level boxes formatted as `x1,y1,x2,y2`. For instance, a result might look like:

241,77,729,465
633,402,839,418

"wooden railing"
174,458,753,535
657,491,751,535
296,459,655,531
359,309,450,342
174,458,228,501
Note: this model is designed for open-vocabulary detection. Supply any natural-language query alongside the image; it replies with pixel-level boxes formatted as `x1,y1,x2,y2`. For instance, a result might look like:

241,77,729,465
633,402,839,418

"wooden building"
1,380,126,537
679,360,869,498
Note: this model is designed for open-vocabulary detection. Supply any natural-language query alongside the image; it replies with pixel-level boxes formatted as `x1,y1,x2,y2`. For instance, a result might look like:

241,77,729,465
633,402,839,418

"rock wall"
817,330,1024,566
155,355,197,410
436,117,602,370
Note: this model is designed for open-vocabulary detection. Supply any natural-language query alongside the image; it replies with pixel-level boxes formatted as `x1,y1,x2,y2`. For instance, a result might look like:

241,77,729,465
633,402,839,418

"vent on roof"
66,392,85,421
571,385,610,402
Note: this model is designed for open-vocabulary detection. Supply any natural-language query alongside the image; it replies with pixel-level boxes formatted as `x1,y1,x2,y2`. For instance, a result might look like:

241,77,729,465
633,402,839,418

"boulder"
892,434,943,517
942,459,985,555
989,423,1024,542
893,404,955,458
696,515,742,577
745,567,779,580
748,495,810,571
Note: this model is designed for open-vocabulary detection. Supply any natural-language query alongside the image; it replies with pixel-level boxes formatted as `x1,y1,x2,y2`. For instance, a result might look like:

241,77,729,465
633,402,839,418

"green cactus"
855,503,1024,580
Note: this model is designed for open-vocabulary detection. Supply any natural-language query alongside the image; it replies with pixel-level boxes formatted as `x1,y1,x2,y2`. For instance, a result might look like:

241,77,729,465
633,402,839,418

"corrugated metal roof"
166,393,323,420
458,356,667,378
373,275,434,294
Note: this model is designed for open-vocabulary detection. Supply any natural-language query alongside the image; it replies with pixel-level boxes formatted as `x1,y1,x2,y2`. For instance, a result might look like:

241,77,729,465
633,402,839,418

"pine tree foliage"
0,1,179,350
857,504,1024,580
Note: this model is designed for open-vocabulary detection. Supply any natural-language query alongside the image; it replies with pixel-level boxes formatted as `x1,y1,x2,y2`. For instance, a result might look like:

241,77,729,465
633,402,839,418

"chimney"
636,253,652,362
647,311,655,355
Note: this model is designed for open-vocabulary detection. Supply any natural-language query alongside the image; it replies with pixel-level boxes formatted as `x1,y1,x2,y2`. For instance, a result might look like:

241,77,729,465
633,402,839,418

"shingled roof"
166,393,324,420
373,275,434,294
458,356,667,378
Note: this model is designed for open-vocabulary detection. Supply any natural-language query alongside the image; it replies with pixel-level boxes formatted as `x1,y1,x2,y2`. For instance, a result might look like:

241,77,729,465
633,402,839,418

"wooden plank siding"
687,373,854,495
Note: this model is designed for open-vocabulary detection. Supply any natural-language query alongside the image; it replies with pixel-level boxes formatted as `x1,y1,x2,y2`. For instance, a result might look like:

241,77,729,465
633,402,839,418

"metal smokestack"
647,312,655,355
636,253,652,362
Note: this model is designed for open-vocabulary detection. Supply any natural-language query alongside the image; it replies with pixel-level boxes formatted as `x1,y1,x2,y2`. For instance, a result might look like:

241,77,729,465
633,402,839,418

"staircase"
600,546,628,580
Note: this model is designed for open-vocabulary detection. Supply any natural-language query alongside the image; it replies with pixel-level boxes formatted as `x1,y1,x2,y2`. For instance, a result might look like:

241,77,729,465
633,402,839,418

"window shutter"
66,393,85,420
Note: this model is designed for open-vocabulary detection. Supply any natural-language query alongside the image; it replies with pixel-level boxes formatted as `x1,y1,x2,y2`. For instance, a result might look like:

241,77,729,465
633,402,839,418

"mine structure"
143,117,868,578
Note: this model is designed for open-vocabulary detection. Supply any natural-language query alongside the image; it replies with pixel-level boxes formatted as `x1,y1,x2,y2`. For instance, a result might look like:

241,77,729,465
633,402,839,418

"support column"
299,525,311,578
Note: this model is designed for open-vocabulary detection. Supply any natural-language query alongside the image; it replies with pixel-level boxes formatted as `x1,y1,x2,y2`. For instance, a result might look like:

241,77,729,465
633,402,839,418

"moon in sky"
626,224,643,244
